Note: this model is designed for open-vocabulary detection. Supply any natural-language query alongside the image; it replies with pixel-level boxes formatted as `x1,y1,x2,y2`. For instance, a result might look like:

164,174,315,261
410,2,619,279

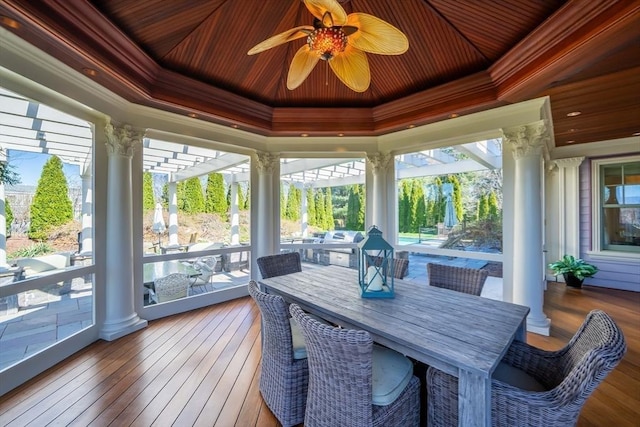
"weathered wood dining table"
260,264,529,427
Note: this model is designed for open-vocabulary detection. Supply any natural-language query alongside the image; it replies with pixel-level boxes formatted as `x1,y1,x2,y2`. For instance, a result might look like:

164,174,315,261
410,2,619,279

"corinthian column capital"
255,151,280,174
366,152,392,174
105,123,144,158
502,120,549,160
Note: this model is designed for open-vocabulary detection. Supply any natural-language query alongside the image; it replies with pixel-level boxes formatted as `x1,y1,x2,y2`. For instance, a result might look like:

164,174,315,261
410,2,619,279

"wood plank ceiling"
1,0,639,146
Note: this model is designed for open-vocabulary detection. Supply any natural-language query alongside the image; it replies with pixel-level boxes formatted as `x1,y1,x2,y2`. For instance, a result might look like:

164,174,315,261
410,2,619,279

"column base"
526,315,550,336
99,315,147,341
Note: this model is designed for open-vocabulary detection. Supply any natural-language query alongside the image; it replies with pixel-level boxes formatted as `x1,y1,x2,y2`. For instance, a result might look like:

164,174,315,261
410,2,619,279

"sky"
8,150,81,188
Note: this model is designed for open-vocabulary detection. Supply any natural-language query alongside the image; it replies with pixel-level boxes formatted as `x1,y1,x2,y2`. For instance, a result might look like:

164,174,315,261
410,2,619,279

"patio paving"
0,253,502,370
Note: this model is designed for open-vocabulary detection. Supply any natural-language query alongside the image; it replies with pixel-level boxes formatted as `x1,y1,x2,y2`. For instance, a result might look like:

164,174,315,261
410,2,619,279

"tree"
324,187,334,230
5,198,13,235
488,191,500,221
410,179,426,232
346,185,365,231
236,184,246,210
449,175,463,221
182,177,205,213
280,183,286,218
315,190,325,229
244,184,250,210
29,156,73,240
286,184,301,220
0,162,20,186
398,180,411,232
142,172,155,211
205,173,227,214
477,194,489,220
306,188,316,226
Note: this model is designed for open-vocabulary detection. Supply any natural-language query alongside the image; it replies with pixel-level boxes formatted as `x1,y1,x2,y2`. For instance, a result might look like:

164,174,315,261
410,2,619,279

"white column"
167,181,178,246
0,181,6,267
230,181,240,245
80,171,93,255
255,152,279,259
503,121,550,336
100,122,147,341
301,185,308,238
366,152,392,236
548,157,585,280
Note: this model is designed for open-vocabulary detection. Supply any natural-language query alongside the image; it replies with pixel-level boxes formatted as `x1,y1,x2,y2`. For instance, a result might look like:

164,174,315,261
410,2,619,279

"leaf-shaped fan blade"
346,13,409,55
304,0,347,26
287,45,321,90
248,26,314,55
329,46,370,92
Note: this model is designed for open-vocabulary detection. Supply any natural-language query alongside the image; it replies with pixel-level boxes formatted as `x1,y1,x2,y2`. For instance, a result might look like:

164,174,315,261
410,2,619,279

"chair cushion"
371,344,414,406
493,361,547,392
289,318,308,360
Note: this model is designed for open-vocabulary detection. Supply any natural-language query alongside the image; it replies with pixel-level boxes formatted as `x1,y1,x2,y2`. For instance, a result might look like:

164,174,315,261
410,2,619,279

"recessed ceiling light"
567,140,575,144
0,16,21,29
301,133,309,137
633,132,640,137
407,124,415,129
566,111,581,117
337,133,344,137
188,113,198,118
569,128,578,132
449,113,459,118
82,68,98,77
231,124,238,129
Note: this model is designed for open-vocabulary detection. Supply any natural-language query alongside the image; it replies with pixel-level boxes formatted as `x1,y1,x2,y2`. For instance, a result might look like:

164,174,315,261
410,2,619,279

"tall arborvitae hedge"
324,187,334,230
449,175,463,222
280,183,286,218
398,180,411,232
5,198,13,235
285,184,301,220
143,172,155,211
477,194,489,220
306,188,316,226
205,173,227,214
315,190,325,229
244,184,250,210
410,179,426,232
182,177,205,213
236,185,246,210
29,155,73,240
346,184,365,231
488,191,500,220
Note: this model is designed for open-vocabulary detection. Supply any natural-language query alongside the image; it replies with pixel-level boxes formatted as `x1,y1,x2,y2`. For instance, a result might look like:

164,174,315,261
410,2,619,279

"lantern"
358,225,395,298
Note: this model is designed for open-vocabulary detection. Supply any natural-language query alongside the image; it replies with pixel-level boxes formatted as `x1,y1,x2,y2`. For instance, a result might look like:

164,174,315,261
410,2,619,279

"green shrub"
9,242,53,259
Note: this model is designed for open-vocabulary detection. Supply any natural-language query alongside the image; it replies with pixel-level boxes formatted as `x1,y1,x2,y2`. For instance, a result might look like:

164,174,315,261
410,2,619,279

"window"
593,156,640,254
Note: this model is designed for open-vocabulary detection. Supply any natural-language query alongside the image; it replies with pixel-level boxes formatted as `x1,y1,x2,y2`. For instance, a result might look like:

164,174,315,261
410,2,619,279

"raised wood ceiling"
1,0,638,145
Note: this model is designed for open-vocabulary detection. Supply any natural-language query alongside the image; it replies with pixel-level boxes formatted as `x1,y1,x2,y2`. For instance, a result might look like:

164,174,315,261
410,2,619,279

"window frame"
590,155,640,257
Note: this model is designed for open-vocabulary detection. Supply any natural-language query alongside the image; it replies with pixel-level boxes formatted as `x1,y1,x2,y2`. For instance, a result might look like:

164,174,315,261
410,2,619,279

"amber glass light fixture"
248,0,408,92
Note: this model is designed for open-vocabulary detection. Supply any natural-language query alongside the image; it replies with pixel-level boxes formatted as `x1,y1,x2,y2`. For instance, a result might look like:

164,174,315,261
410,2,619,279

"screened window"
597,157,640,253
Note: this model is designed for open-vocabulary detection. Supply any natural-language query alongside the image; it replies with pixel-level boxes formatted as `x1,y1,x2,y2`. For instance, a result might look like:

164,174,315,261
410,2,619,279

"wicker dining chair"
150,273,190,303
247,280,309,427
371,256,410,279
256,252,302,279
427,309,627,427
426,263,489,296
289,303,421,427
191,256,216,285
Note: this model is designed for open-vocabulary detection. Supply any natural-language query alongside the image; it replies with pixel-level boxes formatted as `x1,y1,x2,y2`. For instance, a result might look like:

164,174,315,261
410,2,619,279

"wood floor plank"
0,284,638,427
57,300,241,426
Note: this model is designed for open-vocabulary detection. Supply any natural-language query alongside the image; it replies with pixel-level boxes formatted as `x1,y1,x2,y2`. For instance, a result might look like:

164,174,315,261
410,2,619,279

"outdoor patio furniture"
426,262,489,296
371,256,410,279
247,280,308,427
289,303,421,427
191,257,217,285
256,252,302,279
427,309,627,427
149,273,190,304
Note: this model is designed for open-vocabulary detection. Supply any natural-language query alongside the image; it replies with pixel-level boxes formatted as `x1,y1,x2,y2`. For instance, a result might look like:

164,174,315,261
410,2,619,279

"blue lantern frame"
358,226,395,298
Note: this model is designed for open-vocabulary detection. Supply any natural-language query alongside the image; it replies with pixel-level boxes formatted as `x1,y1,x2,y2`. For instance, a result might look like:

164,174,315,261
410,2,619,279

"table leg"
458,370,491,427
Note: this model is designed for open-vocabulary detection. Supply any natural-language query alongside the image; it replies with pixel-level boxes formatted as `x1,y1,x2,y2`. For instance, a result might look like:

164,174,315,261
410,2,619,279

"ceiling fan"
247,0,409,92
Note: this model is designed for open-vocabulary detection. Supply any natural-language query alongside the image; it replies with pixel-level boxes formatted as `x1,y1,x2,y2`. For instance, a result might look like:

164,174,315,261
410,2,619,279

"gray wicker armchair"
257,252,302,279
150,273,190,303
426,263,488,296
427,309,627,426
247,281,308,427
290,303,421,427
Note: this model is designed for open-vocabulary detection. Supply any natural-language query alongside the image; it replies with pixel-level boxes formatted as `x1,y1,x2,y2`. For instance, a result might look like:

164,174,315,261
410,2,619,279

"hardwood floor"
0,282,638,426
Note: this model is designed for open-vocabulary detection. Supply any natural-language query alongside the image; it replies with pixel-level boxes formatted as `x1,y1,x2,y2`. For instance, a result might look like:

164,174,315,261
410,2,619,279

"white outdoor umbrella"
152,203,166,245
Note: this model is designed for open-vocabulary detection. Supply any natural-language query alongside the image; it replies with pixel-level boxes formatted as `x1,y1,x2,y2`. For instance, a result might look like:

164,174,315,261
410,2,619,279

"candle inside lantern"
367,265,383,291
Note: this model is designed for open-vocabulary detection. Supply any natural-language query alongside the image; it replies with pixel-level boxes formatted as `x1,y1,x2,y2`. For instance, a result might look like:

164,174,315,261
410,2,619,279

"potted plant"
548,255,598,288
